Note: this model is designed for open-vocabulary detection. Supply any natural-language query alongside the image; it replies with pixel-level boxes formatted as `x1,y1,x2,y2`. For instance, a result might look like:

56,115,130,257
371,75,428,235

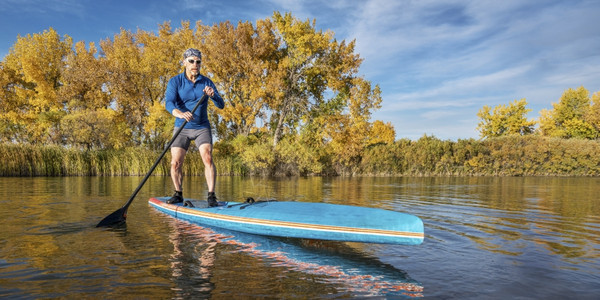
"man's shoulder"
198,74,214,83
168,72,186,84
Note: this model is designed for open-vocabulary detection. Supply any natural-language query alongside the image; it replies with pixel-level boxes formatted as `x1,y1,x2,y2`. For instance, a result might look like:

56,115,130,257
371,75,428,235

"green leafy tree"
477,98,536,138
539,86,598,139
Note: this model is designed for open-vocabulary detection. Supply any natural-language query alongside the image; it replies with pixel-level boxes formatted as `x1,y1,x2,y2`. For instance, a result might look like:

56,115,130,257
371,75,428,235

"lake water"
0,176,598,299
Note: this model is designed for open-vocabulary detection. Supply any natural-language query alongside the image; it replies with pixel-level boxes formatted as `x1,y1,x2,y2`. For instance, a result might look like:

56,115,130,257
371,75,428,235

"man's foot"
207,192,218,207
167,191,183,204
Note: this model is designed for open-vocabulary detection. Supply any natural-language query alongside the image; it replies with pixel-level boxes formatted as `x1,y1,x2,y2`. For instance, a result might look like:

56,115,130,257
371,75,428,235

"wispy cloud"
326,0,600,139
0,0,85,16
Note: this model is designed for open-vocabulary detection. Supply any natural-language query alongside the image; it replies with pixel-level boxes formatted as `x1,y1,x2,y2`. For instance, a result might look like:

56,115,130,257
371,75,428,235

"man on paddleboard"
164,48,225,207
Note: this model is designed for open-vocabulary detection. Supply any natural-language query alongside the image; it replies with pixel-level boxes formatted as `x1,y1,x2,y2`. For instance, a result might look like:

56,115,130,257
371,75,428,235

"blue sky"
1,0,599,140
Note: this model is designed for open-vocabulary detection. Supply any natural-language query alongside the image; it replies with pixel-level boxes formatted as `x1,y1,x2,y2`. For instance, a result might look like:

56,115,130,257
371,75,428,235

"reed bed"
2,135,600,177
0,144,151,176
0,143,246,177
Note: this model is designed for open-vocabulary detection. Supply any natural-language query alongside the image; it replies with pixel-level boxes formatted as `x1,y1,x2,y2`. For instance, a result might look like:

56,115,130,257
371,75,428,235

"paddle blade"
96,207,127,227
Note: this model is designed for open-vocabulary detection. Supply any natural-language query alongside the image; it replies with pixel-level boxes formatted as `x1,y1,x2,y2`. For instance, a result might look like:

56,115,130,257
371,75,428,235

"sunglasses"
187,59,201,65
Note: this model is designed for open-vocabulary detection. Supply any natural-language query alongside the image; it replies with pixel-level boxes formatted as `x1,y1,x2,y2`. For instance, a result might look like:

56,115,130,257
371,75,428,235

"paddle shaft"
96,94,208,226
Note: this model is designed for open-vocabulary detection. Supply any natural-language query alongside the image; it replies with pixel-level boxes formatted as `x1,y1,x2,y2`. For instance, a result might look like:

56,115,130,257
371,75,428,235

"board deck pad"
181,200,226,209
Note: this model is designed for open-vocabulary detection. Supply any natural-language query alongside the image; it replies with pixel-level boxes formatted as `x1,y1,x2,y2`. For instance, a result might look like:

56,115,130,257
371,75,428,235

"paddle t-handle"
96,94,209,227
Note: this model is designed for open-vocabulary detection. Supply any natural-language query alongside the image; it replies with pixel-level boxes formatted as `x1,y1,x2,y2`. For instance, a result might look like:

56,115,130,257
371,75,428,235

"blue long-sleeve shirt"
164,72,225,129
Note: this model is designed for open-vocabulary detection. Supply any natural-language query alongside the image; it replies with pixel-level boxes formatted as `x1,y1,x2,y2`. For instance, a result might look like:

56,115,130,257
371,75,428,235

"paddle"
96,94,208,227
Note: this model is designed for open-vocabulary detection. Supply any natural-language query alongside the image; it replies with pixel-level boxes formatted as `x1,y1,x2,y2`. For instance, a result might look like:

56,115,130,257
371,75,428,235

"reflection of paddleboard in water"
158,211,424,298
149,197,424,245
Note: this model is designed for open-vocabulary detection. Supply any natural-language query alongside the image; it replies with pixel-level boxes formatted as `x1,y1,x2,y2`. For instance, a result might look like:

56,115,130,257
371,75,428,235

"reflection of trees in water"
164,219,423,298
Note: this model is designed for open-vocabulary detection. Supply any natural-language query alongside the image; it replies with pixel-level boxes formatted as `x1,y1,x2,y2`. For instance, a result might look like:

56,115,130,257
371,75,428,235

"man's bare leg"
168,147,187,204
198,143,215,192
199,143,217,206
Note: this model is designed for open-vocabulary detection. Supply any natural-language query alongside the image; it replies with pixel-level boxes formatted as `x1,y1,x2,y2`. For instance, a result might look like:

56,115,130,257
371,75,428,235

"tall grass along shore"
1,135,599,177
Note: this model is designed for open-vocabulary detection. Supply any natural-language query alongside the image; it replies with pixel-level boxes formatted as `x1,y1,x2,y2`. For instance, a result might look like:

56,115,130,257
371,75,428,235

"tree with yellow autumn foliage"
2,28,72,144
0,13,384,157
200,19,277,140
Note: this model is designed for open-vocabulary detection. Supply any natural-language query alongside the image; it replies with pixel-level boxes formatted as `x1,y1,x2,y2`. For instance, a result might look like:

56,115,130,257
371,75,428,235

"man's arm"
165,76,195,122
164,76,183,114
206,80,225,109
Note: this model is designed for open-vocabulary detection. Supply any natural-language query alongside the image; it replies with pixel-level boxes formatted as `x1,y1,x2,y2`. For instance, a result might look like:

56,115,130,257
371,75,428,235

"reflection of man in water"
168,222,216,296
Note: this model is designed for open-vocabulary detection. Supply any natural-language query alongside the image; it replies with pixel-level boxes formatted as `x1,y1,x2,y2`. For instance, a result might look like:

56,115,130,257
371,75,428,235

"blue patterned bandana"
183,48,202,60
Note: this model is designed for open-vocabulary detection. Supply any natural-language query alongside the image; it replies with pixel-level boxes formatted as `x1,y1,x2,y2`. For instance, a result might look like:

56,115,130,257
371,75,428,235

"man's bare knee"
198,145,213,166
202,155,213,167
171,159,184,170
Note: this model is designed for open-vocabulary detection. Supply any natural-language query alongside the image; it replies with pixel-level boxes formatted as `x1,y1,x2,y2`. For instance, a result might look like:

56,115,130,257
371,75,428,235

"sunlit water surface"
1,176,598,298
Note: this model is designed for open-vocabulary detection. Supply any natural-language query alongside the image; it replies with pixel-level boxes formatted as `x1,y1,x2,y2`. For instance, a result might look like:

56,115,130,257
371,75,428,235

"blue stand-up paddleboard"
149,197,424,245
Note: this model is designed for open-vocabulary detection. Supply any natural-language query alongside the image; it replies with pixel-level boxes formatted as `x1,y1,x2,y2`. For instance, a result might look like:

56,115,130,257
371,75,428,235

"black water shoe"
167,191,183,204
207,192,218,207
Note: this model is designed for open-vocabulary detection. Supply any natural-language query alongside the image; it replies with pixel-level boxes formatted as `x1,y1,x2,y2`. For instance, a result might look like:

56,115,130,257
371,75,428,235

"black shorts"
171,128,212,150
